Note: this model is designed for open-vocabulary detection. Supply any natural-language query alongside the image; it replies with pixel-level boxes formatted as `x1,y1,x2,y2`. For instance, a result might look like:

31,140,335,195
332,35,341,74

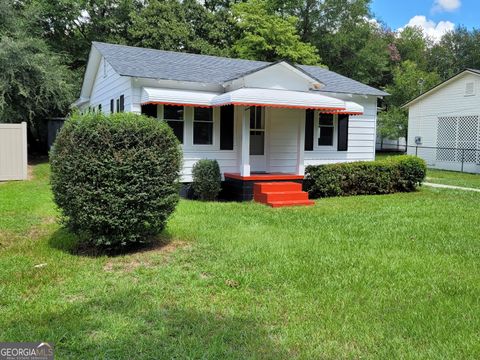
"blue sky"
371,0,479,41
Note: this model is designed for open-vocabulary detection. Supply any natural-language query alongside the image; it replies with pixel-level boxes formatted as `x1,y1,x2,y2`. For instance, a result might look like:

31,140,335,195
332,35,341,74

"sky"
371,0,479,41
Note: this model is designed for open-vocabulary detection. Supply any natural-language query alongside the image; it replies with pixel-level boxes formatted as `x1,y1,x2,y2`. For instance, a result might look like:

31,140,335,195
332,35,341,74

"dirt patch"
102,240,190,273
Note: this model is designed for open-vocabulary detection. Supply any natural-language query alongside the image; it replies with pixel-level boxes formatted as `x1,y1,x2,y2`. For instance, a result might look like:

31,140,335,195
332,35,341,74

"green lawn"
376,152,480,189
1,163,479,359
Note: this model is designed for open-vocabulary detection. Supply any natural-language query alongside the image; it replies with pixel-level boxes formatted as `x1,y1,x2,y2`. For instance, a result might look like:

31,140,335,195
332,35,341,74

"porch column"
240,106,251,176
296,113,306,175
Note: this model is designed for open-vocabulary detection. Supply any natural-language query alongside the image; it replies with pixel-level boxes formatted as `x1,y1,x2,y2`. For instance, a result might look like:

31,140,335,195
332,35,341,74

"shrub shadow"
48,227,175,258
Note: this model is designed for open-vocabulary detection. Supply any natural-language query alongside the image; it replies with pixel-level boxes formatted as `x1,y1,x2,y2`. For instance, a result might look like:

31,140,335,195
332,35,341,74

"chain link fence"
408,145,480,173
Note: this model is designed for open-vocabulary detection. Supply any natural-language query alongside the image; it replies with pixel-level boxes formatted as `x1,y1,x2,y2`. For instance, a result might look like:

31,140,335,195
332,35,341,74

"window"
98,104,102,113
110,99,114,113
304,109,314,151
116,99,120,113
220,105,234,150
318,113,334,146
337,115,349,151
164,105,184,143
119,95,125,112
141,104,158,118
193,107,213,145
250,107,264,155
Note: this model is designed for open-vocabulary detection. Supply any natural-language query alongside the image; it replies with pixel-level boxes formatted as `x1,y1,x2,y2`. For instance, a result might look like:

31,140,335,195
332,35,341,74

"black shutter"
119,95,125,112
337,114,349,151
110,99,114,113
220,105,234,150
304,109,314,151
141,104,158,118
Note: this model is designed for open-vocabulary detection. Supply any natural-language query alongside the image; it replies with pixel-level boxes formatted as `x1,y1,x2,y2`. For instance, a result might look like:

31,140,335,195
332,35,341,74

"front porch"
223,172,305,202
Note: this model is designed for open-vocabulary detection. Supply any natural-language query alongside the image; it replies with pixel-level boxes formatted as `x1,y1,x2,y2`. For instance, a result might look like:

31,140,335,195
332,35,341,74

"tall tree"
378,60,440,142
0,0,75,151
428,27,480,80
129,0,234,56
23,0,143,69
395,26,431,70
232,0,320,64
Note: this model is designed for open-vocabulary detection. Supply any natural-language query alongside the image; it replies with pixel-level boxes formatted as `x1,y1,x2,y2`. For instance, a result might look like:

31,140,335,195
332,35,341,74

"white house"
75,42,388,205
404,69,480,174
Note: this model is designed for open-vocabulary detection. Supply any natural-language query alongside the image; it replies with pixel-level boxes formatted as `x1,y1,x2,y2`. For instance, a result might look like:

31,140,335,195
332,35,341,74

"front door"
249,106,266,172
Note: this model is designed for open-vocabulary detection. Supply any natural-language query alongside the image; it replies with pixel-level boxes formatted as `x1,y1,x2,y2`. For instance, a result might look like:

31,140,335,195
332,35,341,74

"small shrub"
50,111,182,249
304,155,426,199
191,159,221,201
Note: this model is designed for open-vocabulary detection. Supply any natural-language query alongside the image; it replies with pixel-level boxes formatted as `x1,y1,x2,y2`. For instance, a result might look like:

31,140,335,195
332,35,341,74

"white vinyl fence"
0,122,28,181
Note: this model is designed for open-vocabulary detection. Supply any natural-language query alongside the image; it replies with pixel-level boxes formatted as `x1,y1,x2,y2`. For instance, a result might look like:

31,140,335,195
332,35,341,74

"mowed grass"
1,163,479,359
376,152,480,189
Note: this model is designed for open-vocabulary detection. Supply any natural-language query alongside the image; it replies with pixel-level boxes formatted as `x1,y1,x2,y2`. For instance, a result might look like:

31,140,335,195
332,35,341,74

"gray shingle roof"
93,42,388,96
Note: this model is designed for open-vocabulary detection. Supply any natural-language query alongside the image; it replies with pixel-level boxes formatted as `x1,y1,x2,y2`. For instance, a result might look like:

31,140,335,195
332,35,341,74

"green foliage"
385,60,441,107
232,0,320,64
395,27,431,70
192,159,222,201
0,35,75,130
304,155,426,198
129,0,234,56
50,112,182,248
377,106,408,140
428,27,480,80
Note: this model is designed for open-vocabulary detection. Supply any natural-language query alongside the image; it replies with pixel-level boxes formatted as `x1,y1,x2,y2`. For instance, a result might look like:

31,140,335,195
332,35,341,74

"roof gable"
89,41,388,97
224,61,324,92
403,69,480,108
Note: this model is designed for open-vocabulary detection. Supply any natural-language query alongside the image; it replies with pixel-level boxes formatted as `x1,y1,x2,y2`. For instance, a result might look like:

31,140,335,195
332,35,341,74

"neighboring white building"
404,69,480,173
75,42,387,197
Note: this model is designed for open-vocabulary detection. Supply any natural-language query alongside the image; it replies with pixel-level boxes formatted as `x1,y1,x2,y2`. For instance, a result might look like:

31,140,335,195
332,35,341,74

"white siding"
407,72,480,173
86,57,132,113
304,95,377,166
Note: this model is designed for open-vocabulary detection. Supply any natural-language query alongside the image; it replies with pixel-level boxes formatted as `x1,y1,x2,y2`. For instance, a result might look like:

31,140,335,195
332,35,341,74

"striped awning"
320,101,364,115
141,87,363,114
141,87,218,107
211,88,345,111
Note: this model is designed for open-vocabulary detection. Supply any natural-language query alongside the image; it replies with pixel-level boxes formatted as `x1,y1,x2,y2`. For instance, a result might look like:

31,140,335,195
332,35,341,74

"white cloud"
432,0,461,12
399,15,455,42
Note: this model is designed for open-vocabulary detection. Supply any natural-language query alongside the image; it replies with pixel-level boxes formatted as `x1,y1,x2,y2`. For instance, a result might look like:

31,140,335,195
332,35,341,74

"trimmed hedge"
50,111,182,248
191,159,222,201
304,155,426,198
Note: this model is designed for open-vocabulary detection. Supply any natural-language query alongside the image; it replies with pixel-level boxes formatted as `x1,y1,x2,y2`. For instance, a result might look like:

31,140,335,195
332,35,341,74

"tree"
395,26,431,70
129,0,234,56
428,27,480,80
232,0,320,64
378,60,440,143
0,36,75,130
24,0,143,70
0,0,75,149
385,60,440,107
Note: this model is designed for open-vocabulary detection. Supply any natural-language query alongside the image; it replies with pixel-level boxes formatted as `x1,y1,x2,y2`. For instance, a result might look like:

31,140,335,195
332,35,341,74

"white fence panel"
0,122,28,181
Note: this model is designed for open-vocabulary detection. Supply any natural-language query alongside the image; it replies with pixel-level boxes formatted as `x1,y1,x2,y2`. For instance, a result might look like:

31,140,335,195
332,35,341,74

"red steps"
253,182,314,208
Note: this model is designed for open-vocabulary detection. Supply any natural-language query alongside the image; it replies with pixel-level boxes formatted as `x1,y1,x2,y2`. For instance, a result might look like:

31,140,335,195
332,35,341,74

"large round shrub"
191,159,221,201
50,112,182,248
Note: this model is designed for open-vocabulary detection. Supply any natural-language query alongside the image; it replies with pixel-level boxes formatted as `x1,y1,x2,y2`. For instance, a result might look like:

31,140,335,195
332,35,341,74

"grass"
1,163,479,359
376,152,480,189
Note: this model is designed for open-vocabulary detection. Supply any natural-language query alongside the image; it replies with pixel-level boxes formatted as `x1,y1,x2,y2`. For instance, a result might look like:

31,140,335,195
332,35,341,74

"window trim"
193,107,214,146
163,104,185,145
315,112,337,150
